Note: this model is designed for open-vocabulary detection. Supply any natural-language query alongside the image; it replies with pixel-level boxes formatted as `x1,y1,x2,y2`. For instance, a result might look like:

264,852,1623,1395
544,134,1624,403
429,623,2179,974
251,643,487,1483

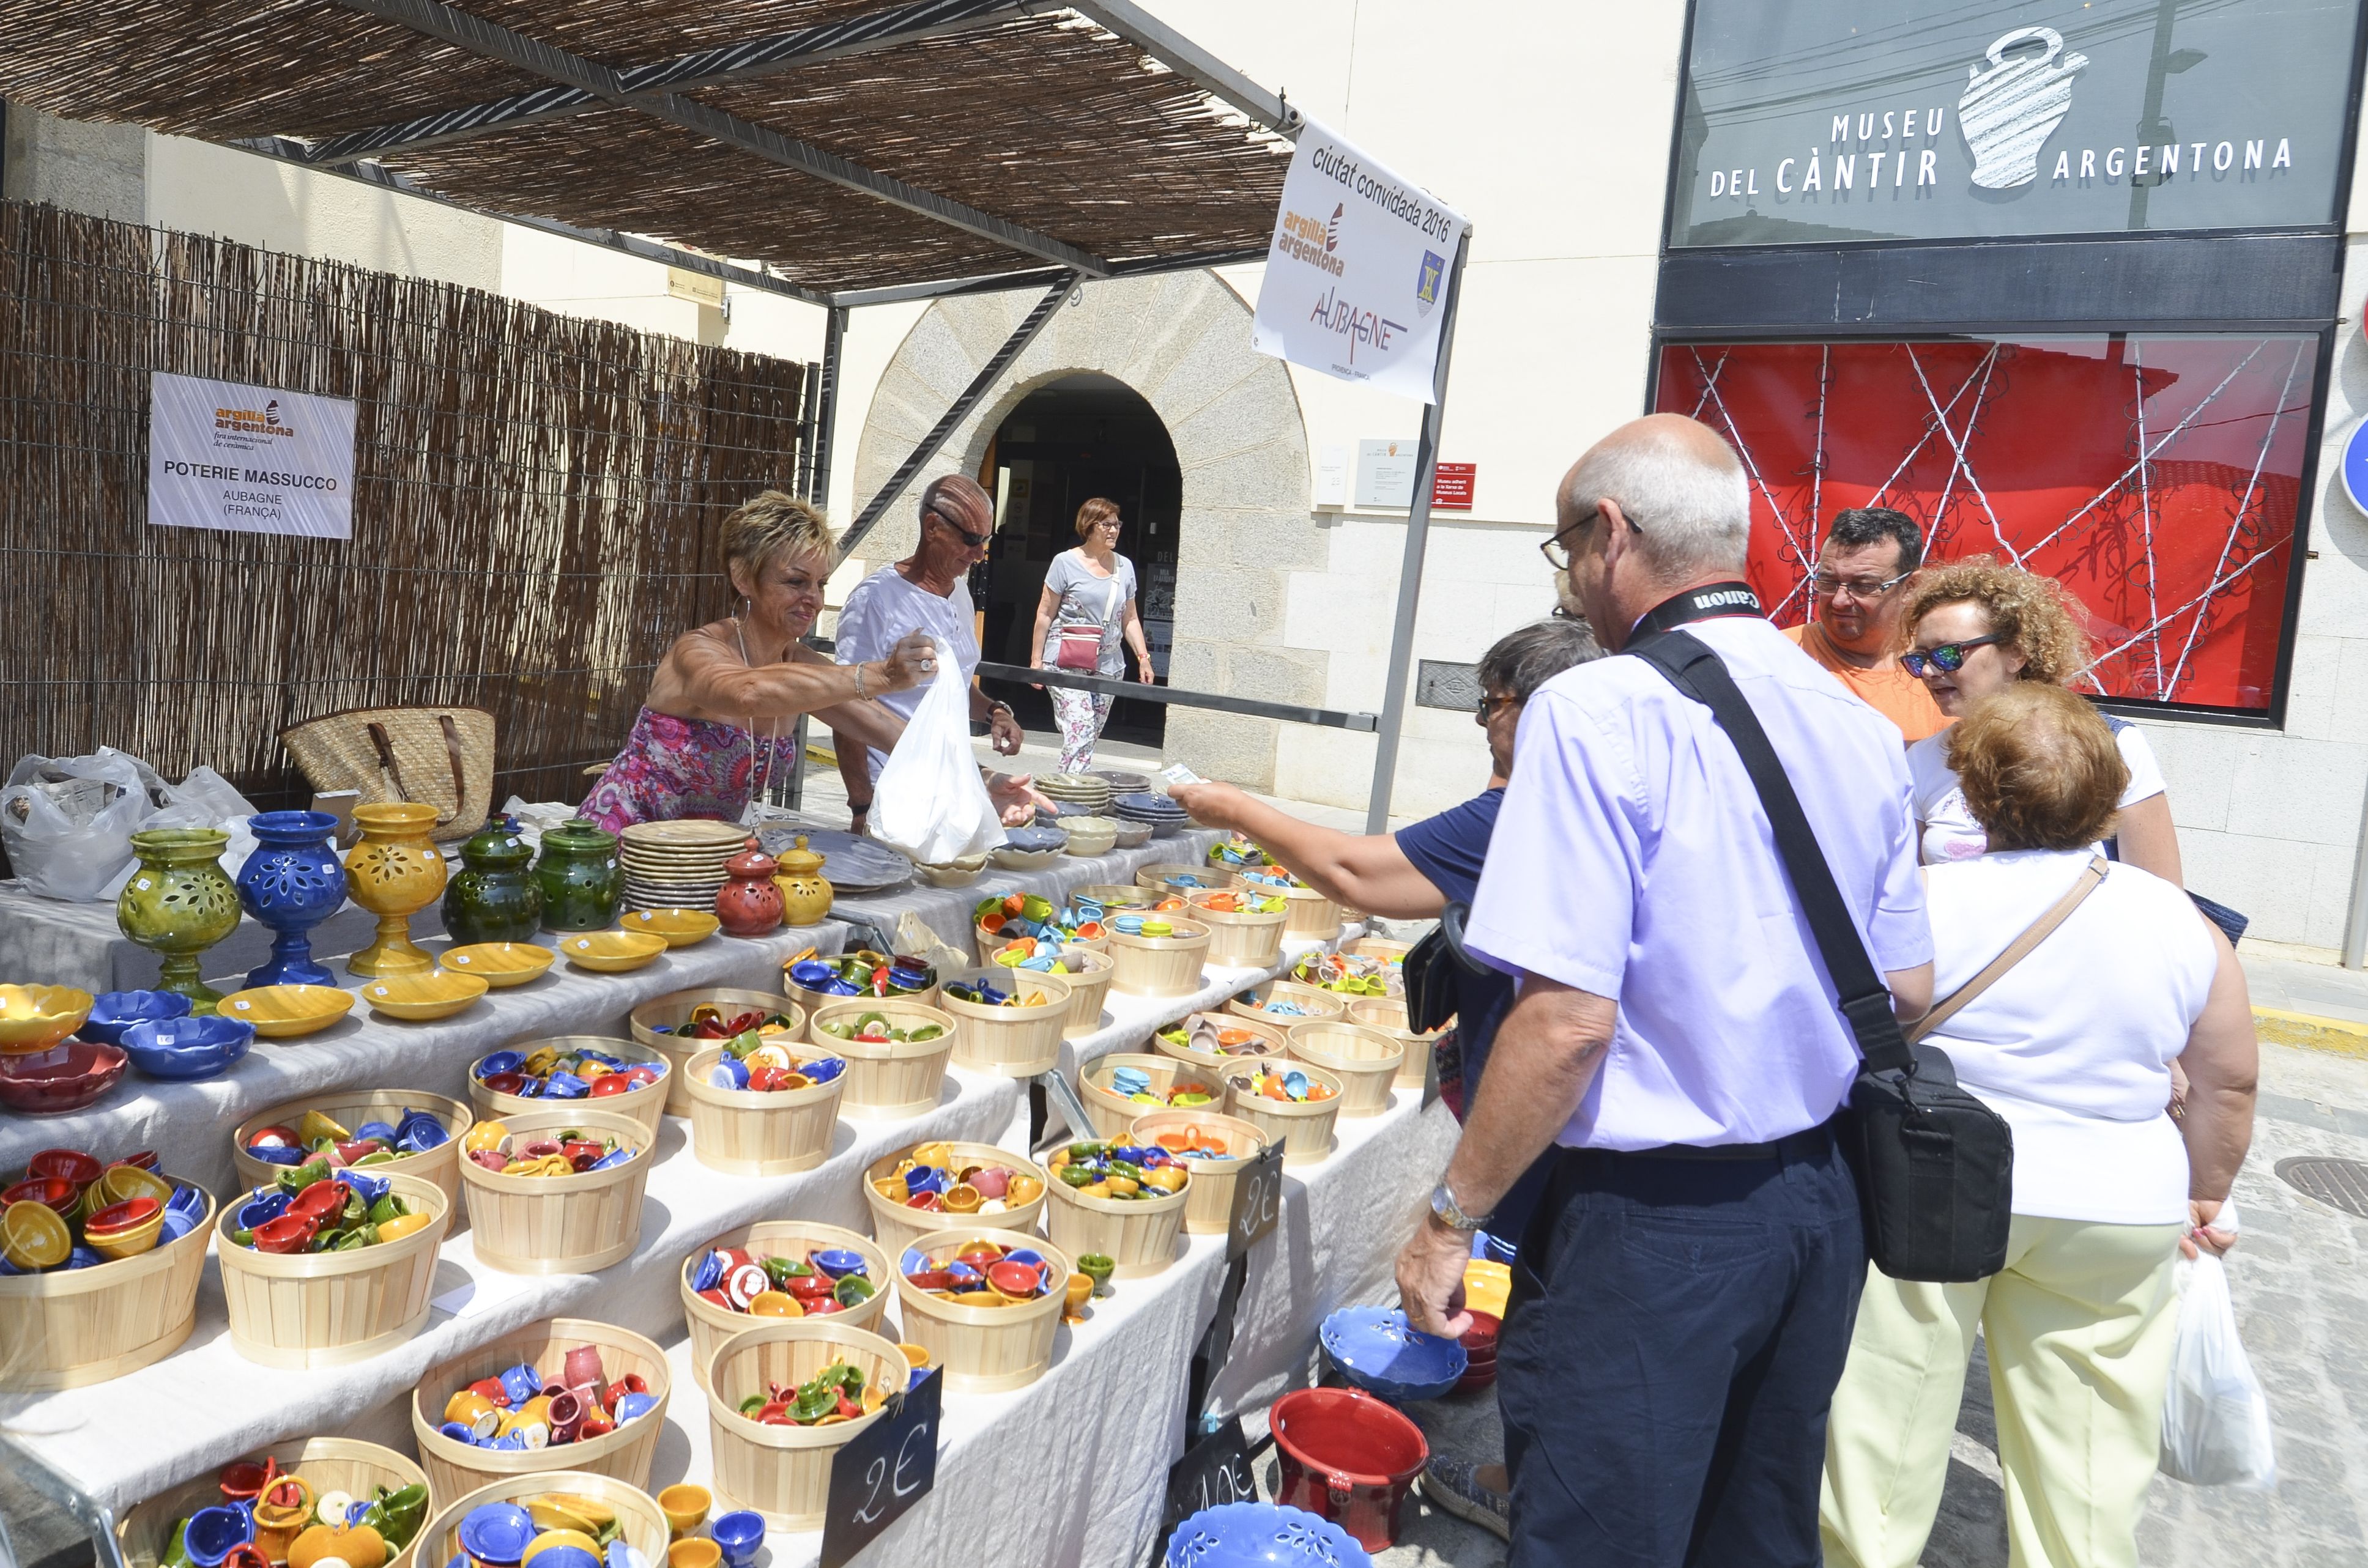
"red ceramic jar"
714,840,784,937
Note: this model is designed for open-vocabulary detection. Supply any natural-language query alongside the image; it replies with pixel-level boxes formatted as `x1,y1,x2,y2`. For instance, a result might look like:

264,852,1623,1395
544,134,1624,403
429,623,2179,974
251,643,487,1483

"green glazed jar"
534,816,625,932
116,827,243,1008
442,816,544,944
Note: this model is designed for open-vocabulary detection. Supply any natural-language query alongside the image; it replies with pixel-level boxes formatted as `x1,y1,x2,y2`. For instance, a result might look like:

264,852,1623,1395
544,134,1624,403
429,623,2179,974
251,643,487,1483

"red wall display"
1654,335,2317,713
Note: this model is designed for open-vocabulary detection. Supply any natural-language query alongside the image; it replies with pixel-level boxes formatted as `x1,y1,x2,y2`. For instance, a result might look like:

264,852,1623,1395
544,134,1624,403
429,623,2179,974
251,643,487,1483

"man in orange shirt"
1784,507,1948,744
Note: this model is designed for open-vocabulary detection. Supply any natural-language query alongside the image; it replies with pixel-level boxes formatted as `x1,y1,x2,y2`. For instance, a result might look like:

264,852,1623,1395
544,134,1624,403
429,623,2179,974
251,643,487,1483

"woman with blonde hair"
1896,557,2182,882
1028,496,1156,773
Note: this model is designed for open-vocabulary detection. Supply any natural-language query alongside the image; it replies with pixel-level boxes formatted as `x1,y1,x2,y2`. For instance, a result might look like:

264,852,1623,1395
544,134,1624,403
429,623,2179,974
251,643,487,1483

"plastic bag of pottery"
0,748,158,901
895,911,973,977
2160,1239,2276,1488
144,764,258,830
870,638,1003,866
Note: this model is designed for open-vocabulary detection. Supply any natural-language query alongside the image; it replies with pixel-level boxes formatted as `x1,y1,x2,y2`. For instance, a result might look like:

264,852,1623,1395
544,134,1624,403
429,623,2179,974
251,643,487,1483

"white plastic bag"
870,640,1002,865
2159,1249,2277,1487
1,749,158,901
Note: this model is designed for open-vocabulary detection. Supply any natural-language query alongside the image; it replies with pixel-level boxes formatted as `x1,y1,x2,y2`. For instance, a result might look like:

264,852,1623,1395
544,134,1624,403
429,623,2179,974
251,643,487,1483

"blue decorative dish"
79,989,192,1046
1165,1501,1371,1567
1319,1306,1469,1404
118,1013,254,1081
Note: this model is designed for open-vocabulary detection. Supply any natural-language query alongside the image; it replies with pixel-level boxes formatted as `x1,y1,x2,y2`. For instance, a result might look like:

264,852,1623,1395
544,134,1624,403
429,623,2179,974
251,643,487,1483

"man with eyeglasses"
833,475,1027,830
1783,507,1947,744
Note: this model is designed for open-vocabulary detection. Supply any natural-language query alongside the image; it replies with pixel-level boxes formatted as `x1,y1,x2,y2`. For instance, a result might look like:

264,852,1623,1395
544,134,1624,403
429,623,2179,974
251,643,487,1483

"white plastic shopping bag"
1,749,161,901
2159,1248,2277,1488
870,640,1003,865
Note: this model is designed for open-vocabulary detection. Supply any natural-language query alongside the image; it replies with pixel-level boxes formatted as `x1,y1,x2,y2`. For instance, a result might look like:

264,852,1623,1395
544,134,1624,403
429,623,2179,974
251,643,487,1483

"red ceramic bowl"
288,1180,347,1225
118,1150,160,1170
0,1042,127,1115
84,1196,161,1236
252,1214,318,1254
905,1270,955,1292
1460,1311,1501,1352
986,1260,1044,1298
26,1148,102,1190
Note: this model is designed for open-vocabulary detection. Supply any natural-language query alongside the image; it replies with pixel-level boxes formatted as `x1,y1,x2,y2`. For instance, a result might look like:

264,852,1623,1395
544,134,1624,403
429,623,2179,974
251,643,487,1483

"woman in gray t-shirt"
1028,497,1156,771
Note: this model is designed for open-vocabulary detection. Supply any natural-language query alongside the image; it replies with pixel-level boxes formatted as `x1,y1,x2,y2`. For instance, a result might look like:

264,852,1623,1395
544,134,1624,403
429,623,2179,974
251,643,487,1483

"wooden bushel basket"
862,1141,1050,1257
1127,1110,1272,1235
1134,862,1220,893
1227,978,1347,1028
1345,997,1444,1089
1046,948,1116,1040
1151,1010,1286,1074
680,1221,893,1393
1182,890,1287,967
629,988,805,1116
804,999,956,1119
1039,1163,1189,1279
119,1438,431,1568
409,1317,670,1498
0,1176,213,1392
705,1318,911,1531
230,1089,473,1225
1221,1061,1344,1167
976,918,1110,968
938,970,1072,1077
891,1226,1072,1394
459,1108,651,1275
471,1038,670,1137
683,1043,848,1176
1284,1021,1405,1118
217,1171,450,1369
1107,917,1211,999
1235,876,1340,942
415,1473,666,1568
1076,1052,1225,1141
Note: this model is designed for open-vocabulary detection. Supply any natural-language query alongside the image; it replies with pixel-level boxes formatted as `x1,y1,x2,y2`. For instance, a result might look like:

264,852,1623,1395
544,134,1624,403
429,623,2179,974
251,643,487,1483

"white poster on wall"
146,371,357,539
1250,117,1469,404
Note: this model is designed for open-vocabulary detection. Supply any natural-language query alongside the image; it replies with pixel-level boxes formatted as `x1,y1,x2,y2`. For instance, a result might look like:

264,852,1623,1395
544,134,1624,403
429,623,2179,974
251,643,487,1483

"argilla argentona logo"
1958,26,2088,190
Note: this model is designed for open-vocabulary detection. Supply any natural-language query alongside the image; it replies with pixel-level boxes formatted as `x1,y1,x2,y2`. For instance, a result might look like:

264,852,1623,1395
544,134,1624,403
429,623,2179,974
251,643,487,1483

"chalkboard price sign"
820,1369,941,1568
1227,1141,1286,1262
1141,1418,1261,1568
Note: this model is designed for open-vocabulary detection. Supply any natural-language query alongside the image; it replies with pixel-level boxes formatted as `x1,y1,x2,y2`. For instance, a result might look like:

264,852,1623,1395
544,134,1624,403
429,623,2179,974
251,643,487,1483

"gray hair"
1565,422,1750,580
1477,618,1604,700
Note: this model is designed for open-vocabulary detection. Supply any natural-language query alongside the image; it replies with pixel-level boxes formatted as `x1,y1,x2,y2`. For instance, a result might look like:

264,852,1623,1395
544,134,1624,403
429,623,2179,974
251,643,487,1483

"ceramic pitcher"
344,802,447,976
117,828,242,1008
1959,26,2088,190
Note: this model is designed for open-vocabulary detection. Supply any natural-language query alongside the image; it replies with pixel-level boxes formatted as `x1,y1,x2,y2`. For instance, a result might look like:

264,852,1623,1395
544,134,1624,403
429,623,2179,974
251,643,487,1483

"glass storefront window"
1652,334,2317,714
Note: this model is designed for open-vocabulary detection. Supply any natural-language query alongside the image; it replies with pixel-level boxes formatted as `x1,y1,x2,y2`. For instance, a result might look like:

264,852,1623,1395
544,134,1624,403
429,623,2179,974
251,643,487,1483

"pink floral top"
579,707,800,832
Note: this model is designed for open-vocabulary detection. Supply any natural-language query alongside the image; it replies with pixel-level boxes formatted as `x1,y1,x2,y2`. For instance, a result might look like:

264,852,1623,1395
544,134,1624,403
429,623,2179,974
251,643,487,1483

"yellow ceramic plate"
618,908,721,949
216,984,357,1038
560,930,670,973
360,969,490,1021
442,942,558,987
0,983,94,1053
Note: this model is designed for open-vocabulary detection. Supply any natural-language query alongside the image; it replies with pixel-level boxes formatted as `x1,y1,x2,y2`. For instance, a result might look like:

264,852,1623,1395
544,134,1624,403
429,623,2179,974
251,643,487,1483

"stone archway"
847,270,1321,788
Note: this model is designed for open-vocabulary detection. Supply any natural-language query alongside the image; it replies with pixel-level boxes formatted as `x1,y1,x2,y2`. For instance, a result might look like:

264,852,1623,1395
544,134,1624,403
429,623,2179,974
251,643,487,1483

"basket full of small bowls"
1284,1021,1405,1118
1041,1138,1190,1278
217,1166,450,1368
232,1092,472,1221
806,999,956,1119
784,949,940,1014
1178,885,1288,967
1152,1011,1287,1074
413,1473,667,1568
705,1318,912,1529
1077,1052,1225,1140
1237,867,1343,942
470,1041,669,1140
937,968,1073,1076
629,989,804,1116
1127,1112,1272,1235
117,1438,432,1568
1228,978,1348,1029
683,1038,848,1176
893,1227,1072,1392
1344,997,1442,1090
1105,912,1211,998
1220,1060,1343,1166
411,1317,670,1498
0,1148,213,1391
973,890,1111,966
458,1109,650,1275
1291,949,1400,1002
680,1221,891,1392
863,1140,1049,1257
1135,862,1223,896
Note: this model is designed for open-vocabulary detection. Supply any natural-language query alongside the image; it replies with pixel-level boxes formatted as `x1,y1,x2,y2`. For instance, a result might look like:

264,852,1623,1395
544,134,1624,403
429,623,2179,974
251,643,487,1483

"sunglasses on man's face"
929,508,990,549
1899,633,2005,678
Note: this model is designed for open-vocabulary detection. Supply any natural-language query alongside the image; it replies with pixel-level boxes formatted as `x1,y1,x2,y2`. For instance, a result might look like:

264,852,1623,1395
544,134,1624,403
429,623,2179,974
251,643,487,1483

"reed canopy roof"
0,0,1296,302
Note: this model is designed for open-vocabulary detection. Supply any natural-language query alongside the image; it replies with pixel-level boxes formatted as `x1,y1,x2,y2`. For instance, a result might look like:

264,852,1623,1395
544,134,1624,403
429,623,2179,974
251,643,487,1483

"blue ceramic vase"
235,810,347,988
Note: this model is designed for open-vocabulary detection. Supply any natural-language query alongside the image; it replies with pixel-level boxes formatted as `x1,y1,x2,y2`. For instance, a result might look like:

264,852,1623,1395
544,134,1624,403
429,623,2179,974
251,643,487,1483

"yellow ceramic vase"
772,835,835,926
344,802,448,976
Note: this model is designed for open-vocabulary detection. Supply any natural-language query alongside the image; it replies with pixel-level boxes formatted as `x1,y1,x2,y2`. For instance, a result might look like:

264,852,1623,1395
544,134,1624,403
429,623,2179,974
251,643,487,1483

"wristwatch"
1429,1181,1489,1233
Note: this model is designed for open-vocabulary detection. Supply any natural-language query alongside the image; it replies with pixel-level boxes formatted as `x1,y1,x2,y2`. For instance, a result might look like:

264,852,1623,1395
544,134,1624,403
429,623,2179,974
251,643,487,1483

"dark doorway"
974,374,1181,749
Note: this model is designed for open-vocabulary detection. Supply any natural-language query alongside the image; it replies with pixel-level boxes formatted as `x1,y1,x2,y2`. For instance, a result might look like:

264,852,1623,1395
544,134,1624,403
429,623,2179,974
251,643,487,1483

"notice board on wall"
147,371,357,539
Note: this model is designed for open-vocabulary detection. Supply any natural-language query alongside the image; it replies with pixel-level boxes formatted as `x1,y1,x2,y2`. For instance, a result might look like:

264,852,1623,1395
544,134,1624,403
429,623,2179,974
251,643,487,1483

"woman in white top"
1026,497,1156,773
1821,684,2257,1568
1896,557,2182,882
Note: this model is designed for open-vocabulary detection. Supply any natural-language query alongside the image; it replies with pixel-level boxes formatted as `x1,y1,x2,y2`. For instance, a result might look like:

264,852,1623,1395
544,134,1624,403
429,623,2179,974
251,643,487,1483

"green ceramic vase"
116,828,242,1009
442,816,544,944
535,817,625,932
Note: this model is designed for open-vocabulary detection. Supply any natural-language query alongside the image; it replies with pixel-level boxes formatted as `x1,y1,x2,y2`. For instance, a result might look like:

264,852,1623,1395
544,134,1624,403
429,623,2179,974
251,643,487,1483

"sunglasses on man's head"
1899,634,2004,678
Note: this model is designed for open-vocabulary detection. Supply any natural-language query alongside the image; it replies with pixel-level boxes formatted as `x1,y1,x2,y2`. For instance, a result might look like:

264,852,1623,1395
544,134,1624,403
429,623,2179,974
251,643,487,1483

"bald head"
921,474,992,534
1559,414,1750,584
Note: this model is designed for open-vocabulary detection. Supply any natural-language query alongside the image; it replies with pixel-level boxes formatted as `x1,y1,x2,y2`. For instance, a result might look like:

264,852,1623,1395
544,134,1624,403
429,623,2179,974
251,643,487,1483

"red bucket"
1270,1388,1428,1551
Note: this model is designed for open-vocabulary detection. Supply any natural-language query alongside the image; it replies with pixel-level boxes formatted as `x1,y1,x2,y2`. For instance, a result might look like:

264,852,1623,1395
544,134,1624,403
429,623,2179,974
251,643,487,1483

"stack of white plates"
1038,772,1114,813
618,819,749,911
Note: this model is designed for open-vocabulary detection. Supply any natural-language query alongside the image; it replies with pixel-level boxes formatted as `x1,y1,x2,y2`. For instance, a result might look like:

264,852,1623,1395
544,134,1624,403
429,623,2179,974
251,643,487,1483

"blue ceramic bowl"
80,989,193,1046
1319,1306,1468,1405
811,1247,867,1279
710,1511,765,1568
1165,1501,1372,1568
457,1501,534,1566
119,1015,254,1082
1003,825,1068,853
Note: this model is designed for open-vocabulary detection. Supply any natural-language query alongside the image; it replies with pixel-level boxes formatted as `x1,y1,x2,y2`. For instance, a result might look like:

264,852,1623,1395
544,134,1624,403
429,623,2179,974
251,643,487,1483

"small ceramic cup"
667,1541,721,1568
708,1512,765,1568
1064,1271,1093,1316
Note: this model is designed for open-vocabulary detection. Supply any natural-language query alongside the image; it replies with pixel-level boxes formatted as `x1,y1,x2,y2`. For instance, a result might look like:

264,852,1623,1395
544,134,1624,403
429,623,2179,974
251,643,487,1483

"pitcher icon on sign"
1959,26,2087,190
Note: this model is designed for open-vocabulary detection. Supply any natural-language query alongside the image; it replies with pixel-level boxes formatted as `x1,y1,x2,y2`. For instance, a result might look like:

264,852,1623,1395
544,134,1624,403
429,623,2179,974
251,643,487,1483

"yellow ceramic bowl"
217,985,358,1038
559,930,670,973
1464,1257,1512,1320
441,942,558,988
360,970,490,1022
0,983,94,1054
619,909,721,949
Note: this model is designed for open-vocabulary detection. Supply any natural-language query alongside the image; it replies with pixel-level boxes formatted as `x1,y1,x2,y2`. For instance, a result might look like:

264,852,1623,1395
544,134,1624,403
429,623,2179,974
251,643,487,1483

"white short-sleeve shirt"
1465,616,1931,1150
1909,720,2164,865
834,564,981,783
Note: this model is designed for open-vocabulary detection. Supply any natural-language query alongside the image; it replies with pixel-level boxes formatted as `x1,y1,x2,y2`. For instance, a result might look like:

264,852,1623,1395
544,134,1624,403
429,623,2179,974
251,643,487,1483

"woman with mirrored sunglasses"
1895,557,2182,885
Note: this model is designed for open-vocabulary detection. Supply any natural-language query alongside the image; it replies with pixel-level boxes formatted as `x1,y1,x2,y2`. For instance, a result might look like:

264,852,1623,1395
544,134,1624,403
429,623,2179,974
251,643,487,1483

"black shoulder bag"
1403,901,1491,1037
1628,629,2013,1283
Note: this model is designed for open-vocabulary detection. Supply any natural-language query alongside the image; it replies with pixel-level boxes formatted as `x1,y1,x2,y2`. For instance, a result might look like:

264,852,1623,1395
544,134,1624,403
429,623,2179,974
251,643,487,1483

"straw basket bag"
470,1039,669,1138
892,1226,1072,1393
1045,948,1115,1039
680,1221,893,1393
629,988,804,1117
410,1318,669,1498
1345,997,1444,1089
939,970,1072,1077
863,1141,1049,1257
1077,1052,1226,1141
1284,1021,1404,1117
683,1044,848,1176
1127,1111,1272,1235
1040,1156,1189,1278
1152,1011,1286,1074
1107,917,1211,998
218,1171,450,1369
415,1474,666,1568
804,999,956,1119
1227,978,1346,1028
231,1090,472,1224
1182,889,1288,967
706,1319,913,1531
1221,1061,1343,1166
459,1108,651,1274
0,1177,213,1392
280,706,495,843
119,1438,431,1568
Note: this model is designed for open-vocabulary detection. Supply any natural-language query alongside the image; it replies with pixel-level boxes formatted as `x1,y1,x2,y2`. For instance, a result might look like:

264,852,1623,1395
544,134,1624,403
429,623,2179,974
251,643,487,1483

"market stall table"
0,886,396,997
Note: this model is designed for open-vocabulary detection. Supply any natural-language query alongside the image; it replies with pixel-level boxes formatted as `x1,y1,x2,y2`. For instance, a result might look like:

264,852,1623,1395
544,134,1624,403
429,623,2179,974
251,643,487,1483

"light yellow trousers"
1821,1215,2186,1568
